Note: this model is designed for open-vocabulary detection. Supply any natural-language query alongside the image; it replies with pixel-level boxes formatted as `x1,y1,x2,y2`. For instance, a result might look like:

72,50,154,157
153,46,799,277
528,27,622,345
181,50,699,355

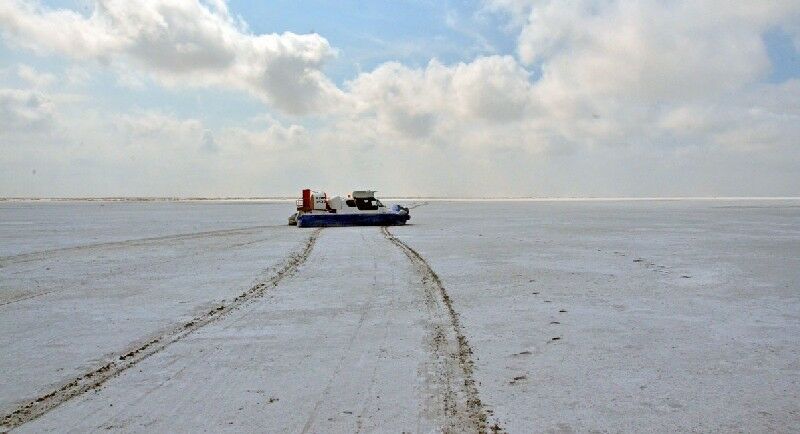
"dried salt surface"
0,202,309,420
14,227,467,433
2,200,800,432
0,201,292,257
390,200,800,433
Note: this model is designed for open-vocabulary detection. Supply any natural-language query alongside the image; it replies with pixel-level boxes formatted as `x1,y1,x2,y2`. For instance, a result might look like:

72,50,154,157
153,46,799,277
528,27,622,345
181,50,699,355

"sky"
0,0,799,197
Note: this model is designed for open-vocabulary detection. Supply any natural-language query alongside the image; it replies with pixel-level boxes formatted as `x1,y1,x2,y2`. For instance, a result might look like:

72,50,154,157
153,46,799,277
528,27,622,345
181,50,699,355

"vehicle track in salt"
0,234,283,308
0,228,322,432
0,224,285,266
381,226,499,433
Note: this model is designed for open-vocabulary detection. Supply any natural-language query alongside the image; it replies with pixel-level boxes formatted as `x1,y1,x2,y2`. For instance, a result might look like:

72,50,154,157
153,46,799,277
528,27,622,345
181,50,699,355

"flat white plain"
1,200,798,432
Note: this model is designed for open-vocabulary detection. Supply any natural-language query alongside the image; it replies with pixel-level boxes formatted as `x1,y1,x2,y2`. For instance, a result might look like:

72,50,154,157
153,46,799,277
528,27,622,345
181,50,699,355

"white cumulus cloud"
341,56,537,148
0,0,341,114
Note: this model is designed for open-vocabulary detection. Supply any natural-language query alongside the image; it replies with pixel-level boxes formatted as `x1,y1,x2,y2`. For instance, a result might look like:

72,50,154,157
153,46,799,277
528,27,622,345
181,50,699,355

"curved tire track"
0,234,282,309
1,228,322,431
0,224,285,266
381,227,496,433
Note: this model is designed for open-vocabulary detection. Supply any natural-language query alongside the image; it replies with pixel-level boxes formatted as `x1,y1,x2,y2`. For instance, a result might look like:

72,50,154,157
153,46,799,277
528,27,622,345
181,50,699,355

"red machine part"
301,189,312,212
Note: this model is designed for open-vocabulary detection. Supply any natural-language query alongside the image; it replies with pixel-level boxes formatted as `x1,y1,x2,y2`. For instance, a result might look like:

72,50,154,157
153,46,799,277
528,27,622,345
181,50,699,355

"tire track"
0,224,284,266
0,289,60,308
0,234,281,309
381,227,497,433
0,228,322,431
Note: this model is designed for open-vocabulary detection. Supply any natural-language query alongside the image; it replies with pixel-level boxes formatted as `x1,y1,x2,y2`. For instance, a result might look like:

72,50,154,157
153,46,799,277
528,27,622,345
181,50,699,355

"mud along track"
0,228,322,431
382,227,498,433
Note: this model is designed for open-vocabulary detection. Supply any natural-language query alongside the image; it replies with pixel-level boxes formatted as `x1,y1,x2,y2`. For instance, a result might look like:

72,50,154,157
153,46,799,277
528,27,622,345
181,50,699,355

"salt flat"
1,200,799,432
391,200,800,432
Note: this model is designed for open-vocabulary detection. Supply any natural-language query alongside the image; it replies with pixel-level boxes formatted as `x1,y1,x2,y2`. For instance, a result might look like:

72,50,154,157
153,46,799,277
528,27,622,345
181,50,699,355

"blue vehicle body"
297,210,410,227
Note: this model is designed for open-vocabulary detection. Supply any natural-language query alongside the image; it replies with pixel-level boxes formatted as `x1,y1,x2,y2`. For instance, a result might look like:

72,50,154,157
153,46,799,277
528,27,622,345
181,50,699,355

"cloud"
65,66,91,86
342,56,535,143
109,111,231,158
1,82,797,197
16,64,56,88
480,0,534,27
200,129,217,153
0,104,325,196
1,0,799,196
468,1,800,153
213,115,309,156
0,88,55,134
335,0,800,158
0,0,341,114
492,1,800,102
523,2,782,101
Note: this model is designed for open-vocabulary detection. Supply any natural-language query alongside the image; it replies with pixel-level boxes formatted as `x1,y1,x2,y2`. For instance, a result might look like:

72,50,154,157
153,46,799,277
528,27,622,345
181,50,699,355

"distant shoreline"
2,196,799,203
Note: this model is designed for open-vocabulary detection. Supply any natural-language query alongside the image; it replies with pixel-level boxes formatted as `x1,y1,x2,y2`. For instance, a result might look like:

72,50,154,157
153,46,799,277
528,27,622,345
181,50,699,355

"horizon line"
2,196,800,202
